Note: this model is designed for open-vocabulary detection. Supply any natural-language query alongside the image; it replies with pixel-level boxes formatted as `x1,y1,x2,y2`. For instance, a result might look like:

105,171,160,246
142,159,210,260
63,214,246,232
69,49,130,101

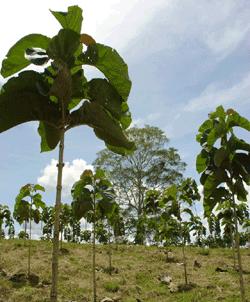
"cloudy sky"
0,0,250,215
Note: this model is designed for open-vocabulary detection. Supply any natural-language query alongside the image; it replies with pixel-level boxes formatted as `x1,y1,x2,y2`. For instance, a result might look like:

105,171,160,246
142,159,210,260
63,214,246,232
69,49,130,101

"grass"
0,239,249,301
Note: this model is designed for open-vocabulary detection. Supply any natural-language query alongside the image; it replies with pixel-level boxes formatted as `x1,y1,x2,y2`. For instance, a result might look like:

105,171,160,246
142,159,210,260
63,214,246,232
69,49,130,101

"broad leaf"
214,148,228,167
0,71,61,134
79,43,132,102
33,184,45,192
1,34,50,78
38,122,61,152
234,180,248,202
196,151,207,173
227,110,250,131
87,78,131,129
0,91,60,134
69,101,135,155
50,6,83,34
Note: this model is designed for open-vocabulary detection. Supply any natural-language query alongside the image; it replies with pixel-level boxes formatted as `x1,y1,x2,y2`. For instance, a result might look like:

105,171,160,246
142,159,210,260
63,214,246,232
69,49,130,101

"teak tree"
196,106,250,302
0,6,134,301
14,184,45,277
71,169,117,302
160,178,200,285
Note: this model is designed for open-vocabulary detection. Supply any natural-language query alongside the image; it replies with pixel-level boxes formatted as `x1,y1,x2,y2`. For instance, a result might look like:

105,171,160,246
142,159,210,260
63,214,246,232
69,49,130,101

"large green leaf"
0,71,61,134
204,169,228,198
214,148,228,167
234,153,250,174
50,6,83,34
207,122,225,147
2,70,45,93
232,157,250,185
234,179,248,202
1,34,50,78
38,122,61,152
227,110,250,131
80,43,132,101
33,184,45,192
0,91,60,134
69,101,135,155
87,78,131,129
228,134,250,152
196,151,207,173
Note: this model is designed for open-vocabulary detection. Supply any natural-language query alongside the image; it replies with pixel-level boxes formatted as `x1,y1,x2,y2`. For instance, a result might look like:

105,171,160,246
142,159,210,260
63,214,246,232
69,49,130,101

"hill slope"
0,240,249,302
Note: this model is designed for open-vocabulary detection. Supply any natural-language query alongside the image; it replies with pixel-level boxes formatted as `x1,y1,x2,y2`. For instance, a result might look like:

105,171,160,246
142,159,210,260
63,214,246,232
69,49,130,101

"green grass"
0,239,249,301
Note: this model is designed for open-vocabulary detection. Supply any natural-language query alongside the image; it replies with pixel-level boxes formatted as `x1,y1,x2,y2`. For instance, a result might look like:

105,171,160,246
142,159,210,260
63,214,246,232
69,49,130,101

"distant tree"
41,206,54,240
18,230,29,239
14,184,45,277
94,125,186,244
80,230,92,243
196,106,250,302
0,204,12,239
59,204,71,247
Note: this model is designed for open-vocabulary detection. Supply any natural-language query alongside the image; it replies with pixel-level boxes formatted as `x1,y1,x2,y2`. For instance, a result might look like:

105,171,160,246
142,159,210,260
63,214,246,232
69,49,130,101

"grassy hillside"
0,240,249,302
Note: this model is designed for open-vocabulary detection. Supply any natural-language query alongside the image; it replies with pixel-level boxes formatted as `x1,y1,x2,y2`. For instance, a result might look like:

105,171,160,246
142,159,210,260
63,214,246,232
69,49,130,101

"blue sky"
0,0,250,215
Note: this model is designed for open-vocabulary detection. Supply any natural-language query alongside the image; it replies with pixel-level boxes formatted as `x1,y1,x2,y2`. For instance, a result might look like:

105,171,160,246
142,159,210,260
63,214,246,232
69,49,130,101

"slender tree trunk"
60,229,63,250
182,238,188,285
50,130,65,302
92,199,97,302
28,217,32,277
108,225,112,275
0,223,2,239
24,220,27,237
230,226,236,269
232,194,246,302
28,199,32,277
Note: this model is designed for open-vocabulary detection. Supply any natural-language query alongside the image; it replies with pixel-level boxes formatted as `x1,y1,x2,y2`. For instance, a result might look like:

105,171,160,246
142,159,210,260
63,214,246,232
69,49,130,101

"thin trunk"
28,199,32,277
50,129,65,302
92,197,97,302
232,194,246,302
230,226,236,269
182,238,188,285
60,229,63,250
108,225,112,275
24,220,27,237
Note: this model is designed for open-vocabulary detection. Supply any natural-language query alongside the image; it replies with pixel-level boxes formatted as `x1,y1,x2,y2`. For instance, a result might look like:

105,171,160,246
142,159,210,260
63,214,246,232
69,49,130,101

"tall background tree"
94,125,186,243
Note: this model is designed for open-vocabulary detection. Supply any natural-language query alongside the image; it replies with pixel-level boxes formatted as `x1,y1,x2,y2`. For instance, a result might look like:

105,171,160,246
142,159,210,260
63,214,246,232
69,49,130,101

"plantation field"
0,240,249,302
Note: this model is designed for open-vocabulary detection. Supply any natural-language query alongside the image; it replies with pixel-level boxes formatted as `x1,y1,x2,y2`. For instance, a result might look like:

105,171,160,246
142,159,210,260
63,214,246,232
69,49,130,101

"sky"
0,0,250,224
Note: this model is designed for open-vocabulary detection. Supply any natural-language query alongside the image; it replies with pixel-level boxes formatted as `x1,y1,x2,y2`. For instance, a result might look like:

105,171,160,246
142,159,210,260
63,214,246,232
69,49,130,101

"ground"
0,240,249,302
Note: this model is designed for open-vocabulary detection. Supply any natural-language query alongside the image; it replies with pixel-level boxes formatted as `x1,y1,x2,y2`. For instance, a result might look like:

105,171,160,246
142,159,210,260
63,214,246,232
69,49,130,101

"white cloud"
37,159,93,198
184,73,250,113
